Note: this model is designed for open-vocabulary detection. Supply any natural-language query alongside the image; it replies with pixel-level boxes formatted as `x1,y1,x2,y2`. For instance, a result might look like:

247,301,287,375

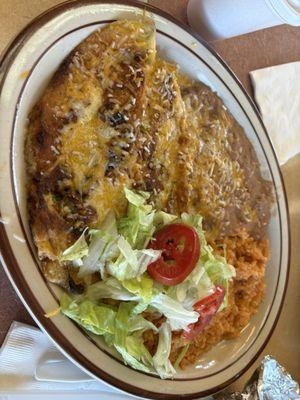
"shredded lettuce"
153,322,176,379
128,314,158,334
79,211,119,277
114,345,152,373
86,275,154,307
122,274,154,302
135,249,162,277
125,334,153,366
130,301,150,316
167,264,215,310
97,237,120,272
205,258,235,309
118,188,155,249
124,187,150,207
86,278,139,302
174,344,190,369
113,302,153,373
60,295,157,374
153,210,177,227
60,187,237,379
114,302,131,349
60,293,116,335
78,232,109,277
149,293,199,331
107,239,161,281
59,229,89,262
205,258,236,283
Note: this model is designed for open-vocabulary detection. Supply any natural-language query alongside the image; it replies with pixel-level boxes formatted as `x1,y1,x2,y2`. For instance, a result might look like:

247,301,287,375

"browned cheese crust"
26,19,157,287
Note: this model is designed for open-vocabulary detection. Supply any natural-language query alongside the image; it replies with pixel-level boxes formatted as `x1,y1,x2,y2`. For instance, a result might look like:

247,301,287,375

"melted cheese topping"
27,18,270,278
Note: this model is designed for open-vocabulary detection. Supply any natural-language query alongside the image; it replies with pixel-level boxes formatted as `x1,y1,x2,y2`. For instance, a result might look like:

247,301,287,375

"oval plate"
0,1,290,398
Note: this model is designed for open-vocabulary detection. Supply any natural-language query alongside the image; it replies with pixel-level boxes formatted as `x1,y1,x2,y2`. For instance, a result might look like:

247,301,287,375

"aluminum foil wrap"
216,356,300,400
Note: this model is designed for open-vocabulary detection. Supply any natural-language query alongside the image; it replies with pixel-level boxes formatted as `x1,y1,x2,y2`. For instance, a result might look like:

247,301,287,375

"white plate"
0,1,290,398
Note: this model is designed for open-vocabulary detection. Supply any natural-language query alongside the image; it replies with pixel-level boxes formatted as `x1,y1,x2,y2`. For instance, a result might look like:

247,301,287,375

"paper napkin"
250,61,300,165
0,321,132,398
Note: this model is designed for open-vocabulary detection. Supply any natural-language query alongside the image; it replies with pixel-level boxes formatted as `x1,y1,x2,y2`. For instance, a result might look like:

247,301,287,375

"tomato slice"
147,223,200,286
182,285,225,340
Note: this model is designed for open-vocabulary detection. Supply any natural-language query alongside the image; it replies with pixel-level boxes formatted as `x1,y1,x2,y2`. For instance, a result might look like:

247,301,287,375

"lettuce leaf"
134,249,162,277
78,211,119,277
107,238,161,281
61,294,158,374
60,294,116,335
167,262,215,310
117,236,138,268
153,322,176,379
125,334,153,366
118,188,155,249
113,302,154,373
205,258,236,283
60,211,119,277
78,232,110,277
114,345,152,373
59,229,89,262
205,257,236,309
86,278,139,302
149,293,199,331
122,274,154,302
153,210,177,227
124,187,150,207
130,301,150,316
128,314,158,334
174,344,190,369
87,275,155,306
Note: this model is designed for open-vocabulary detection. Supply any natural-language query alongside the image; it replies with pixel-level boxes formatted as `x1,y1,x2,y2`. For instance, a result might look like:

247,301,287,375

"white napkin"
0,321,133,398
250,61,300,166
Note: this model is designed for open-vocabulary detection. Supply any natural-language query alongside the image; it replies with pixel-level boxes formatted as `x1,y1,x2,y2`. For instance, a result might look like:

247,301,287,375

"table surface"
0,0,299,394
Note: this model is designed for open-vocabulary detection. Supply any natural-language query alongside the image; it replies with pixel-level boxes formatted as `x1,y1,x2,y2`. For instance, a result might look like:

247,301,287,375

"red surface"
183,285,225,340
148,224,200,286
